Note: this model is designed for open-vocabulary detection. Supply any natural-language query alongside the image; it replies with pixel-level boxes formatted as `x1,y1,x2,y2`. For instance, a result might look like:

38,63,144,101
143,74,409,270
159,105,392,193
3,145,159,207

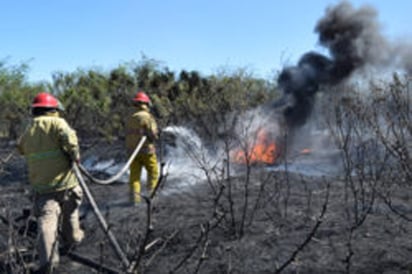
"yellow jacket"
17,113,80,194
125,104,158,154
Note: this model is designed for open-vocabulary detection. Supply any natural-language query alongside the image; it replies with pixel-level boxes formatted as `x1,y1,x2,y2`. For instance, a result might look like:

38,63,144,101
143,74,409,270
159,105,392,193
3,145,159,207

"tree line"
0,58,280,143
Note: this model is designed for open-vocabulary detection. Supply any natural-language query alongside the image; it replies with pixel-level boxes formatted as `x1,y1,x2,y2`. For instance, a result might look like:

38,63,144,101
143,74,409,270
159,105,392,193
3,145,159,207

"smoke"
275,1,411,128
161,126,212,188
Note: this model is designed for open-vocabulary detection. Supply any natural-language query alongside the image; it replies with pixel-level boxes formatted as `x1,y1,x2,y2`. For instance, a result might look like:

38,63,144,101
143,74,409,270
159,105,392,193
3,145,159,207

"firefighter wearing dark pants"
125,91,159,204
17,92,84,273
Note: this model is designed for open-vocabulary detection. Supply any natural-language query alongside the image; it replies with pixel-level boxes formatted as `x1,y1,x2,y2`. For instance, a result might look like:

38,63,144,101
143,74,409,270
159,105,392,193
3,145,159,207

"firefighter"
17,92,84,273
125,91,159,205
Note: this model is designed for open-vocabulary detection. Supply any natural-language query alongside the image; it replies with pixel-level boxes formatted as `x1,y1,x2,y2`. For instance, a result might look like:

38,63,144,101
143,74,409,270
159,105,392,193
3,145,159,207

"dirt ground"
1,139,412,274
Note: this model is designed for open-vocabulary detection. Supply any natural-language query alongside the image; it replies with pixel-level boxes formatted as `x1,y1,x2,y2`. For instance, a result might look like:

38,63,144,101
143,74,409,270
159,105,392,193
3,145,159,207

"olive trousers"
34,185,84,269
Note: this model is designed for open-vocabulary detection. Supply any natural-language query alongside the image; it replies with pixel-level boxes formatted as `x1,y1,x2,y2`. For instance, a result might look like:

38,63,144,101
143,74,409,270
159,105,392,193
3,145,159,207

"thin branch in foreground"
275,182,330,274
127,163,169,273
145,230,179,267
126,195,153,274
169,225,205,274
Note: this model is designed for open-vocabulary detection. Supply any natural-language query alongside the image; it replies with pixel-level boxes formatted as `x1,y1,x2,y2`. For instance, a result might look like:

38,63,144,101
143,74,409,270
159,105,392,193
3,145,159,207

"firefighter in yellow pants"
17,92,84,273
125,91,159,204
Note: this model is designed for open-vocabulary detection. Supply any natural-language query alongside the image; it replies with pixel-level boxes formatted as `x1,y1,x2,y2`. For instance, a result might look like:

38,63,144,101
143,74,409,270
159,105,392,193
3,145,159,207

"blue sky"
1,0,411,82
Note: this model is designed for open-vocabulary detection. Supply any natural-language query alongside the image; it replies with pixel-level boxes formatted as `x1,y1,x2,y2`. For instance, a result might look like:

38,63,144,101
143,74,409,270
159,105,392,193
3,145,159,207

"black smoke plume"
275,1,392,128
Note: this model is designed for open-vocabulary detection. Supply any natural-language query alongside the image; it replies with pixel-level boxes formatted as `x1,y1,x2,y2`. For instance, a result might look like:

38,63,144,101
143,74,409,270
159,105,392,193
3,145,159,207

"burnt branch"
378,192,412,222
127,195,153,274
169,224,205,274
145,230,179,267
169,211,225,274
193,225,211,274
275,181,330,273
0,151,14,175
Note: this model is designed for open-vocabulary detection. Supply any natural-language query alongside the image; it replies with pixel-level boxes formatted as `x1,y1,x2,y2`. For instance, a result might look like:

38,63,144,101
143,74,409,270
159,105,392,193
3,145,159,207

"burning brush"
230,128,281,165
239,1,410,166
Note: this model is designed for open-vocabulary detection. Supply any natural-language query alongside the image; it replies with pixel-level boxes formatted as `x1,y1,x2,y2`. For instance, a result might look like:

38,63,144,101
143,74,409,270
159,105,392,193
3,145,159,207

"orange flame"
300,148,312,154
230,130,277,164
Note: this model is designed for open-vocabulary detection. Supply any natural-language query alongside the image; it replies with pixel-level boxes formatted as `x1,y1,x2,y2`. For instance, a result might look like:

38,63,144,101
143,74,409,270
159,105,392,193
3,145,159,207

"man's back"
18,114,79,193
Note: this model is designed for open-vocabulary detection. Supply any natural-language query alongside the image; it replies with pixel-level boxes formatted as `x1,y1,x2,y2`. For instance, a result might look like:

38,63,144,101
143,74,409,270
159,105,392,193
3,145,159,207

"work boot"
73,228,85,244
60,229,84,256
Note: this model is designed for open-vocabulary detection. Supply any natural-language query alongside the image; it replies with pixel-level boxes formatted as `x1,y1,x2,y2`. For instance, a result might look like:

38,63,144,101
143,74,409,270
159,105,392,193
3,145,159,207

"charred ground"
1,136,412,274
1,2,412,273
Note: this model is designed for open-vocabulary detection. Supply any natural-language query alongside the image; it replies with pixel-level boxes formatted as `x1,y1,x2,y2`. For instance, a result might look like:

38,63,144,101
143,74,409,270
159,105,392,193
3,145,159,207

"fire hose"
73,163,130,270
72,136,148,271
78,136,147,185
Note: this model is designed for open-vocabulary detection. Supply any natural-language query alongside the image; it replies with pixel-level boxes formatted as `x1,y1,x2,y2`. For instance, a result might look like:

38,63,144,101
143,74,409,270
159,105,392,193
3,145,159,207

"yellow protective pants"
129,153,159,204
34,185,84,269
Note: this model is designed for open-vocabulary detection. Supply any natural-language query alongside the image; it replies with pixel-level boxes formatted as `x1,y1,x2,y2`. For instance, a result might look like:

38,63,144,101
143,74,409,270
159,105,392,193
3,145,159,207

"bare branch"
275,182,330,273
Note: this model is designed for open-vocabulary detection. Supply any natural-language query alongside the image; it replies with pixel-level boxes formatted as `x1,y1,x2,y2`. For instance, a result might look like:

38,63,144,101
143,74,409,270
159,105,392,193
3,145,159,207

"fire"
230,129,277,164
300,148,312,154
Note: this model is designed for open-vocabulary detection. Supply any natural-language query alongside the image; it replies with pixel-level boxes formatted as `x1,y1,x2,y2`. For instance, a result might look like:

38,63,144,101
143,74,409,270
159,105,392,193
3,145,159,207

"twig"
150,161,168,199
275,182,330,273
193,239,210,274
145,230,179,267
144,238,162,252
0,151,14,164
127,195,153,273
127,163,168,273
379,194,412,222
0,151,14,174
67,251,120,274
169,225,205,274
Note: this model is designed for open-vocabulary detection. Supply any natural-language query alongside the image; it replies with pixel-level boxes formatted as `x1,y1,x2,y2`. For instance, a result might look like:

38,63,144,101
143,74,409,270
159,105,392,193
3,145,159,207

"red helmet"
32,92,59,108
133,91,151,104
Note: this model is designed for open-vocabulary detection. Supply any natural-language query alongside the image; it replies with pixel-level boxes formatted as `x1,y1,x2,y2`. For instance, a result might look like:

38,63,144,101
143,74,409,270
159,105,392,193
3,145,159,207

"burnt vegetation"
1,65,411,274
1,2,412,274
